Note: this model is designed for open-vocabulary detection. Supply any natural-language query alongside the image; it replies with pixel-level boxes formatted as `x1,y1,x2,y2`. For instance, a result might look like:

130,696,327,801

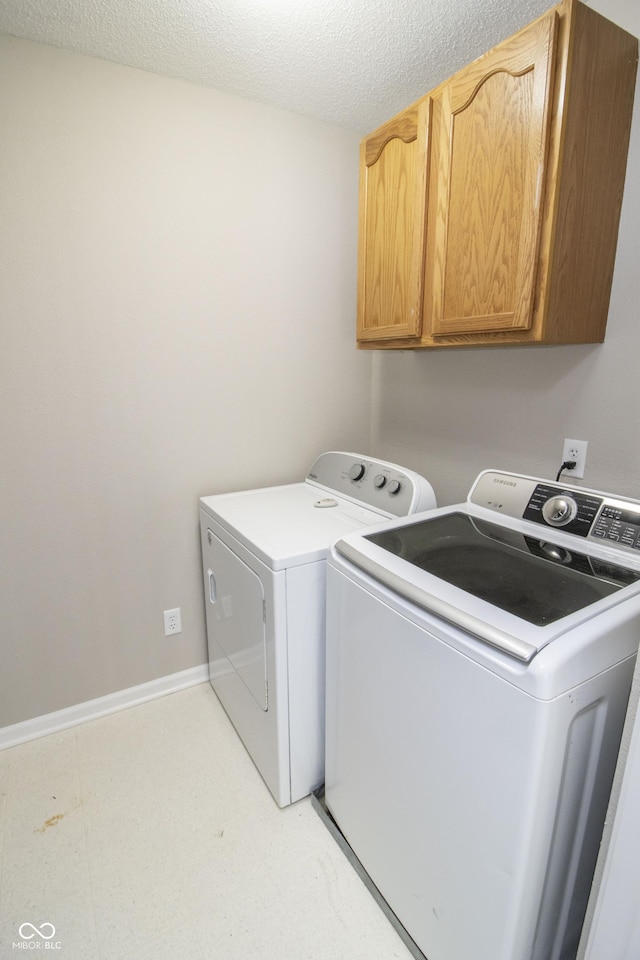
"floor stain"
35,813,64,833
34,799,82,835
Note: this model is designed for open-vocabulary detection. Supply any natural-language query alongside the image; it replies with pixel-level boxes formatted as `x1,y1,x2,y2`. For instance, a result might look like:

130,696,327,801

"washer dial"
542,495,578,527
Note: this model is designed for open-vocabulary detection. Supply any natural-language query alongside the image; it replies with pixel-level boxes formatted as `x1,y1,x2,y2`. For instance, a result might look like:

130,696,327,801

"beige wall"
0,36,371,727
370,0,640,505
1,0,638,732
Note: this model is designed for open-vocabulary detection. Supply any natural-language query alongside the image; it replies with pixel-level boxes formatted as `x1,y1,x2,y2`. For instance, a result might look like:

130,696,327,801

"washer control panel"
470,471,640,555
591,504,640,550
523,483,602,537
306,451,436,518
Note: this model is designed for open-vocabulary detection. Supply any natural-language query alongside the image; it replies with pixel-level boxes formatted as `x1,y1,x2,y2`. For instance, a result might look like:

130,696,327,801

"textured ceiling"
0,0,557,132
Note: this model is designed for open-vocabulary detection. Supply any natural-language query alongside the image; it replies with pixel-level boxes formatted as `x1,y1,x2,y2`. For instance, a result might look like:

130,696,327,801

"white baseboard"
0,664,210,751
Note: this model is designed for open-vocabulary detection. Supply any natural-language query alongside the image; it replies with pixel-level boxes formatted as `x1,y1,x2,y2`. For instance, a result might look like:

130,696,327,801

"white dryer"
199,451,435,807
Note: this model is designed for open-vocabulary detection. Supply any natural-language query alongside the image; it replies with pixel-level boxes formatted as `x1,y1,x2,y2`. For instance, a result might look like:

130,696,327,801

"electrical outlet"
163,607,182,636
561,439,588,479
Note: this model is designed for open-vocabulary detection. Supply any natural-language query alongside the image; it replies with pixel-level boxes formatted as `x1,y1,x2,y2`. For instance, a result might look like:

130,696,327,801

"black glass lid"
365,512,640,627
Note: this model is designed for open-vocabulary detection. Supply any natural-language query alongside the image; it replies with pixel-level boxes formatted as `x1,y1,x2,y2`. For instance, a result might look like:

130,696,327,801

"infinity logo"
18,923,56,940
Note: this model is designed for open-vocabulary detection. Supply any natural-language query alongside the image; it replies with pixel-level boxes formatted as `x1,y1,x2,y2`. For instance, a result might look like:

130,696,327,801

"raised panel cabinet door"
428,11,558,337
357,99,431,341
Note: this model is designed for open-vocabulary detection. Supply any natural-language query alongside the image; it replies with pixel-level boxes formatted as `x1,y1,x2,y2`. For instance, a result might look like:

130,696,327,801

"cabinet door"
427,12,558,338
357,99,431,342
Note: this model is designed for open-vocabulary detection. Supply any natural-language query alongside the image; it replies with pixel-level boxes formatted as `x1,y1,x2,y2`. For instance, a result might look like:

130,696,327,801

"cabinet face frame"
356,99,431,342
426,12,558,339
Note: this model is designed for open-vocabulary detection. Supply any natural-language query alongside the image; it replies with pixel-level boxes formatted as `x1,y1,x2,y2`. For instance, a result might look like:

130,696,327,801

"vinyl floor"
0,682,414,959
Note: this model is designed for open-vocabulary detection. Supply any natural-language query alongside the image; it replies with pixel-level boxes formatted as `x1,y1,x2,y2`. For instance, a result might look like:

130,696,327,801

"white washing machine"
325,470,640,960
199,451,436,807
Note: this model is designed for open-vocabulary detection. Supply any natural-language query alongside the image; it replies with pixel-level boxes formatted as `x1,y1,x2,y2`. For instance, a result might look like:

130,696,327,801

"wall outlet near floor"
163,607,182,636
561,439,588,479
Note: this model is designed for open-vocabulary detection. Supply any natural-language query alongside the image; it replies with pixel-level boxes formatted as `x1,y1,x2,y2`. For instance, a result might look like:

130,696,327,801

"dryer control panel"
306,451,436,518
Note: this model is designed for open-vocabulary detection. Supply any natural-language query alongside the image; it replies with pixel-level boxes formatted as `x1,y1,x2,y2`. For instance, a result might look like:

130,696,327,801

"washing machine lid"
200,482,389,570
335,470,640,663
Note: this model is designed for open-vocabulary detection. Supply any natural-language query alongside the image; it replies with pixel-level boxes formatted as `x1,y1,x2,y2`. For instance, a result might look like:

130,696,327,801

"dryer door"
203,527,268,711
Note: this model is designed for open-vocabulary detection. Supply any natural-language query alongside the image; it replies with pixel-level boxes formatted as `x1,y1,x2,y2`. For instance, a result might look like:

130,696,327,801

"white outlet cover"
562,439,588,479
163,608,182,635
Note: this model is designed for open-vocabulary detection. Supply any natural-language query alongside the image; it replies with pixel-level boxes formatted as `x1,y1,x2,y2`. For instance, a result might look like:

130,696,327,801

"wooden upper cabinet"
357,99,430,342
428,13,556,338
356,0,638,349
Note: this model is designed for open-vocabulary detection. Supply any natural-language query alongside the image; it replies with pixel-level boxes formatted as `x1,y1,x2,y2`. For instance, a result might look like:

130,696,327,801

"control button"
349,463,366,482
373,474,387,489
542,495,578,527
387,479,402,495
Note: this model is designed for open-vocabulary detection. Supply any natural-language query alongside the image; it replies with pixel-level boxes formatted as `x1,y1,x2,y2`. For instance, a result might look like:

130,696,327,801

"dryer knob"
349,463,366,481
542,495,578,527
373,474,387,489
387,479,402,495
